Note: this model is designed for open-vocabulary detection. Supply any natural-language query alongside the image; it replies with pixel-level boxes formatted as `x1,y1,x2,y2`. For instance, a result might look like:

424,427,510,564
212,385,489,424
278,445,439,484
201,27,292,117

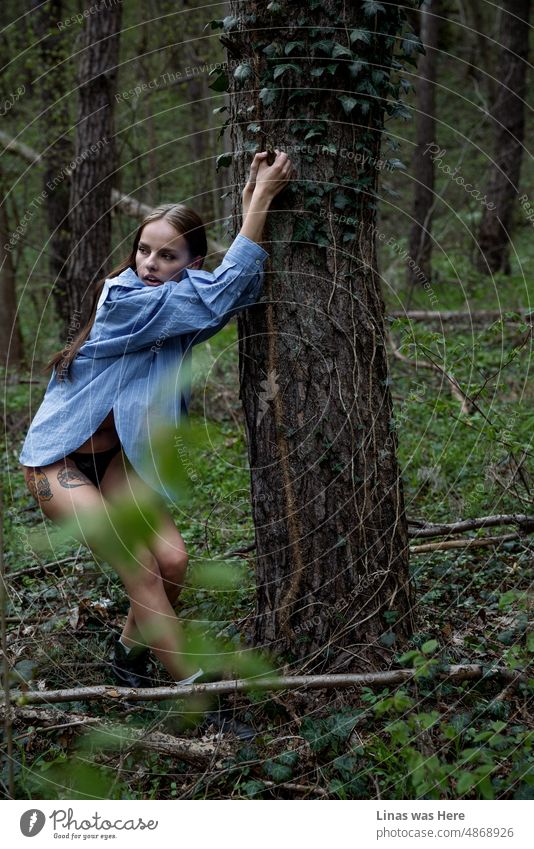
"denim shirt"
19,233,269,499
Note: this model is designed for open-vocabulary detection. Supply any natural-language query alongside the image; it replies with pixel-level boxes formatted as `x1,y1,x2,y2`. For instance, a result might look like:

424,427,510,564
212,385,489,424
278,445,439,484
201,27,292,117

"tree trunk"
182,0,216,227
476,0,531,275
228,1,415,673
31,0,74,331
65,5,122,324
407,0,441,289
0,189,23,369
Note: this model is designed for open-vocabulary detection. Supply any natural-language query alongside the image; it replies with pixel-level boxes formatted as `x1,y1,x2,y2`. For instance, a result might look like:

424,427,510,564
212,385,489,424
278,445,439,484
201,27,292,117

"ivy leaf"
212,105,227,114
362,0,386,15
331,42,352,59
246,123,262,133
273,63,301,80
348,60,367,77
208,70,228,92
259,87,277,106
388,102,412,120
312,39,335,55
304,128,323,141
334,192,351,210
216,152,233,170
350,28,371,45
337,95,358,114
402,32,425,56
234,63,253,83
284,40,304,55
386,158,407,170
310,66,325,77
222,15,239,31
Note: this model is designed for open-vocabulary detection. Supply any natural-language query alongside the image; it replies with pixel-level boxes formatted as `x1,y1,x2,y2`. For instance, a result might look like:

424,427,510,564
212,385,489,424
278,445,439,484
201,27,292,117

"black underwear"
67,443,122,488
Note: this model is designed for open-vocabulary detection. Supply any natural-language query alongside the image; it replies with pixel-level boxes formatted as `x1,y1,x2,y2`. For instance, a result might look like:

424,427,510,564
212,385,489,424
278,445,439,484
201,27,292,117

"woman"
19,149,294,689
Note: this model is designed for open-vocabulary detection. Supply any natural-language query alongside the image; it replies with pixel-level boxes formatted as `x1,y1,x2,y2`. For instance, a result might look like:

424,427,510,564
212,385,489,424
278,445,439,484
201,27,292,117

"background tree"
224,1,418,672
64,5,122,323
407,0,441,292
476,0,531,275
31,0,74,329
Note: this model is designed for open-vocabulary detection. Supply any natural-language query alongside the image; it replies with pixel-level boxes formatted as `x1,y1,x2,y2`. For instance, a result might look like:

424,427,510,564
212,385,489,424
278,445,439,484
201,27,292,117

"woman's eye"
162,254,174,260
138,246,147,253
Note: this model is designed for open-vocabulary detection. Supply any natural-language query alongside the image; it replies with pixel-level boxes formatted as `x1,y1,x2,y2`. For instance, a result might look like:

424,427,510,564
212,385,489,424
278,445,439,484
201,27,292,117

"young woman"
19,149,294,689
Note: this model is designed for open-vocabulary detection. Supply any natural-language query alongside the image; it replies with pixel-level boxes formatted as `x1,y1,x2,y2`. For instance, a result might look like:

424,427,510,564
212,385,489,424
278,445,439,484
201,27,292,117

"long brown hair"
46,204,207,381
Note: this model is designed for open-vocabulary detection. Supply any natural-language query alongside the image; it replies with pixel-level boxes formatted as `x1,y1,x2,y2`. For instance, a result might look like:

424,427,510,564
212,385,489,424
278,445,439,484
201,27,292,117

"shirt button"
255,259,260,265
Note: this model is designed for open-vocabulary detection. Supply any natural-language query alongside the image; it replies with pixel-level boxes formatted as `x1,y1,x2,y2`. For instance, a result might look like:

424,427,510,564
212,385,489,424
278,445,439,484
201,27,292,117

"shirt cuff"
224,233,269,271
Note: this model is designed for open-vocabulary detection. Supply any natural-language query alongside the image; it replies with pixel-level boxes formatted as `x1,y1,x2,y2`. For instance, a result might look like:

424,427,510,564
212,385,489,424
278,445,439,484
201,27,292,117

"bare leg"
98,451,190,653
22,459,195,681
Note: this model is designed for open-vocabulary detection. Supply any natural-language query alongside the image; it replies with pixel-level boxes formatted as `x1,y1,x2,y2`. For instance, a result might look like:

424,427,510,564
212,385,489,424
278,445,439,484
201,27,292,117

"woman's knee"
156,547,189,587
124,551,166,597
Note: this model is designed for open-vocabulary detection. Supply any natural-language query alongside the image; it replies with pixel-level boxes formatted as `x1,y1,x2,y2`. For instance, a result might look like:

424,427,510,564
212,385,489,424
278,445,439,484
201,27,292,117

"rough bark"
407,0,441,289
228,2,415,673
476,0,531,274
64,5,122,324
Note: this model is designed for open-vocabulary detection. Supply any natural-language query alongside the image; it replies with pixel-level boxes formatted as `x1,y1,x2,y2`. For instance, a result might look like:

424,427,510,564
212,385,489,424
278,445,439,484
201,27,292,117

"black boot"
110,636,156,688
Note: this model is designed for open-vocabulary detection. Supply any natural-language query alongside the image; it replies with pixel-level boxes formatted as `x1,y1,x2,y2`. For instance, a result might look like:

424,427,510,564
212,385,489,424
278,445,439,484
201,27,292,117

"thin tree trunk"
0,188,23,369
31,0,73,330
228,2,415,673
407,0,441,289
476,0,531,274
65,6,122,324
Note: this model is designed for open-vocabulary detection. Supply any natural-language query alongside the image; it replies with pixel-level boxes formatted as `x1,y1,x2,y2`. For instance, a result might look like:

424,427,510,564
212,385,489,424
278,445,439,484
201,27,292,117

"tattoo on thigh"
27,467,53,502
57,466,92,489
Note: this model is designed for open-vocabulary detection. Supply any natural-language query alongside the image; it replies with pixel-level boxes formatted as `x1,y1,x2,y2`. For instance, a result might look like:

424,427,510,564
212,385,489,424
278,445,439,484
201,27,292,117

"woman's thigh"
98,450,188,564
22,459,104,523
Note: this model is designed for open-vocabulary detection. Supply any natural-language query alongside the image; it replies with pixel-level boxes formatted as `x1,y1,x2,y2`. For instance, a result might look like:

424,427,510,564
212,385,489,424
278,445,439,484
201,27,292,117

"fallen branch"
0,705,232,765
2,665,526,706
410,533,521,554
408,513,534,538
388,309,532,324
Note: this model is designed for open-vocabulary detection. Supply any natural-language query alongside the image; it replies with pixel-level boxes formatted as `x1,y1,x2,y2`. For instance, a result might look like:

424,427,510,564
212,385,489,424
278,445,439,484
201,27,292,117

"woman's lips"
144,274,162,284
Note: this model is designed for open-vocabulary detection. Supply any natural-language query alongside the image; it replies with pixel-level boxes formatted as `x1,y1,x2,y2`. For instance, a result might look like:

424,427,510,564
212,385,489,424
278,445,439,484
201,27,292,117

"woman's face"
135,219,202,286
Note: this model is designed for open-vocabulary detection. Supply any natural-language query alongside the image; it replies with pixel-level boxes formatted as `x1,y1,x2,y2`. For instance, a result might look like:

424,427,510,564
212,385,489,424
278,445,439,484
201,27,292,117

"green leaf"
234,63,253,83
259,87,277,106
273,63,301,80
331,42,352,59
362,1,386,16
284,41,305,55
208,70,229,92
421,639,439,655
222,15,239,31
402,33,425,56
337,95,358,114
349,29,371,45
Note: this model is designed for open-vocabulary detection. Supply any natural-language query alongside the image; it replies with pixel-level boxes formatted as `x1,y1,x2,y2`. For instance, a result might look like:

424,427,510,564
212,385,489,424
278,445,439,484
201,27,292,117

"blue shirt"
19,233,269,500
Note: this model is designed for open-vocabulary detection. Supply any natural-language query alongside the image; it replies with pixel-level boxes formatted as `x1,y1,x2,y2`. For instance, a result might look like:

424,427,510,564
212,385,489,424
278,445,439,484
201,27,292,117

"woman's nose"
147,254,158,268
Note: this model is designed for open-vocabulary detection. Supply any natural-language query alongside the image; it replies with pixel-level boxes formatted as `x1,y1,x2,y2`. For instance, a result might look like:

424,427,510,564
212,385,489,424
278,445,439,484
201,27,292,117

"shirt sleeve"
81,234,269,357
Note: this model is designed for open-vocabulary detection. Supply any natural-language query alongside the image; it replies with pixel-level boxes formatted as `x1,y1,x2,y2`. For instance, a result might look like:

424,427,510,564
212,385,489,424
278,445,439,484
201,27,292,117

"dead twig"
2,665,527,706
410,533,522,554
408,513,534,538
0,704,233,765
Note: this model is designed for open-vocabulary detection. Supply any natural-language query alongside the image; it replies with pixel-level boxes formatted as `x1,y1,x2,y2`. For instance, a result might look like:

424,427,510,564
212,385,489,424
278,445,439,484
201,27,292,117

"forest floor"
2,258,533,800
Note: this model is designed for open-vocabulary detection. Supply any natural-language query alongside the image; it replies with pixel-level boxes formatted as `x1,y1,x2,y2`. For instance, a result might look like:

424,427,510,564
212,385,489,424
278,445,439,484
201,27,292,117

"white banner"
1,800,532,848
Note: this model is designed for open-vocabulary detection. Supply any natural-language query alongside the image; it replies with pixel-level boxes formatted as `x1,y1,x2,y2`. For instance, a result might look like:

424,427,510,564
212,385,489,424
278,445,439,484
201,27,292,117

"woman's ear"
187,255,204,270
